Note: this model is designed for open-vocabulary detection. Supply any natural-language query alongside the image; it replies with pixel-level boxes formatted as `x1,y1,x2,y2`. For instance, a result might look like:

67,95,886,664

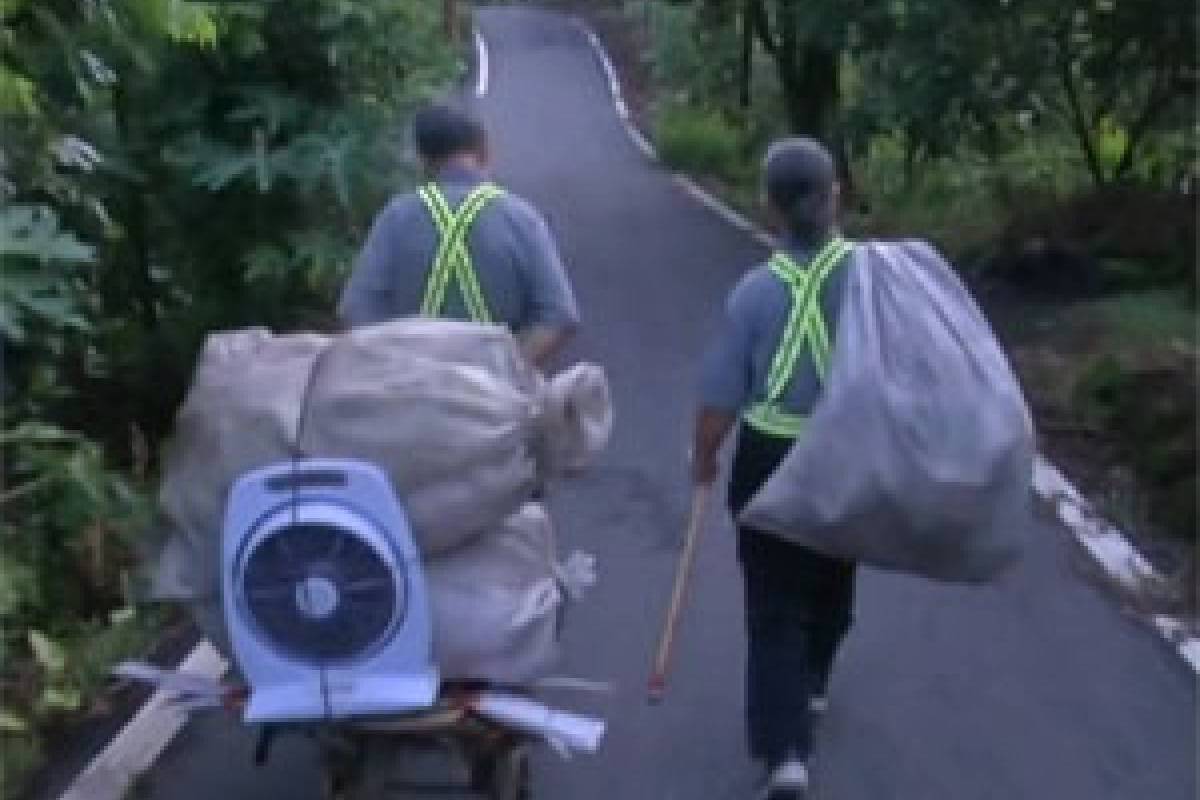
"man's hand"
692,407,737,486
518,324,576,370
691,450,721,486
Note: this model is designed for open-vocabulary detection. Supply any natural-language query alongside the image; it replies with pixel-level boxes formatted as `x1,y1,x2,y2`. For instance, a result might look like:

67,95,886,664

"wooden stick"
647,484,711,704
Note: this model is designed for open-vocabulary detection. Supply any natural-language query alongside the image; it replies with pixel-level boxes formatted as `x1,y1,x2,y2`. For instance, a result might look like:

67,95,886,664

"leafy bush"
0,0,458,794
636,0,741,112
655,103,744,179
1074,347,1197,544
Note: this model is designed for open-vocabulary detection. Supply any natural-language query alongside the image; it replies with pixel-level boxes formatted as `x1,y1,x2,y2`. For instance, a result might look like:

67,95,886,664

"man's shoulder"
489,188,542,226
729,263,785,306
379,190,426,221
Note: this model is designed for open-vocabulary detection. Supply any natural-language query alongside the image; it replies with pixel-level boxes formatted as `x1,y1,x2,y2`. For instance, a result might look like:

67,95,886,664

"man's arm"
338,201,404,328
511,200,580,367
692,280,756,484
518,324,577,368
692,407,738,485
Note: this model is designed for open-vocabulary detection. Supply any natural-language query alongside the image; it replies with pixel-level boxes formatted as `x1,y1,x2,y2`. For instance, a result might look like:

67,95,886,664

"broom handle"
647,483,711,701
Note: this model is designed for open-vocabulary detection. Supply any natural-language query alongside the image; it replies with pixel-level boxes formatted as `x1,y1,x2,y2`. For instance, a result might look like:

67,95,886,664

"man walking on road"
339,104,579,367
691,138,856,800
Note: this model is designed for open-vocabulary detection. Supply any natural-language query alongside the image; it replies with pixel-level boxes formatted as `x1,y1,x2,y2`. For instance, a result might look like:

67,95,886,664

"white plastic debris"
113,662,231,710
471,692,606,758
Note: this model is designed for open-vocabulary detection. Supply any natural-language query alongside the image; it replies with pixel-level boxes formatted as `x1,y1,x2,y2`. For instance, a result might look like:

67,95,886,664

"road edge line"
571,18,656,161
1033,458,1199,671
58,640,229,800
474,28,490,99
574,14,1198,674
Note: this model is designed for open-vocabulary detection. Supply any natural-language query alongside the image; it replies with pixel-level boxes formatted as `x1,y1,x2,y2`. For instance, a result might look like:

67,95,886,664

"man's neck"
782,228,836,255
430,155,486,184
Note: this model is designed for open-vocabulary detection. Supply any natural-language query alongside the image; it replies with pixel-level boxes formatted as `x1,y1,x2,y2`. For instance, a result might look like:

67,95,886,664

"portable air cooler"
222,459,439,724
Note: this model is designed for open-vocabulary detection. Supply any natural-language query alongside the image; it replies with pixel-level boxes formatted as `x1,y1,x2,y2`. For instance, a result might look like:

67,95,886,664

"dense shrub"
0,1,457,793
655,103,744,180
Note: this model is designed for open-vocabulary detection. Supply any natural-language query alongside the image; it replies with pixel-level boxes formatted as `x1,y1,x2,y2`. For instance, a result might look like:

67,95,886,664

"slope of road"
128,7,1195,800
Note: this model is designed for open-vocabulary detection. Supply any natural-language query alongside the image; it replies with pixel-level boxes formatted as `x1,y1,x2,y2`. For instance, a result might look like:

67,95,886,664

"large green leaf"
127,0,218,46
0,64,38,116
39,686,82,712
0,708,29,733
0,554,39,618
28,630,67,674
0,205,94,265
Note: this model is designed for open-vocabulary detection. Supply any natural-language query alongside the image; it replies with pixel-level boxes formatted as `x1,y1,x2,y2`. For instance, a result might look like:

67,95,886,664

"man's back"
338,169,579,334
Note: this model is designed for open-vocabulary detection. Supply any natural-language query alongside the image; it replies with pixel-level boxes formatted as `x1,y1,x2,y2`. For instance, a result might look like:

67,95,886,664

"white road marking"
474,28,490,98
1034,457,1198,672
59,640,229,800
572,18,656,161
674,175,777,249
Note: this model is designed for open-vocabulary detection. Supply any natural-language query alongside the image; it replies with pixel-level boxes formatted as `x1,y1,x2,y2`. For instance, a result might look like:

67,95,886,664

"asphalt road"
131,7,1196,800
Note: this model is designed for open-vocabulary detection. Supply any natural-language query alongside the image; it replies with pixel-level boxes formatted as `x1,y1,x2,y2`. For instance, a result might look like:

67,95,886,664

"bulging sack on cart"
153,319,611,643
536,363,614,477
427,503,593,684
295,322,543,555
741,241,1035,583
155,329,331,603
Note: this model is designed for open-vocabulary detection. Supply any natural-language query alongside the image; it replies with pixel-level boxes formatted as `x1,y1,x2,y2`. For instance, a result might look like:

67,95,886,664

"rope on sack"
287,339,339,719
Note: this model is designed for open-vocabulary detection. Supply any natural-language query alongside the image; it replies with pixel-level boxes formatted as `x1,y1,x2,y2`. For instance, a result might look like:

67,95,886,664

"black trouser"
729,426,857,767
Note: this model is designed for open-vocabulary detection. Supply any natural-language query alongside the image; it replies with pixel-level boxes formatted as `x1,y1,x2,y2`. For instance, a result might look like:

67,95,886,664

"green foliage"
654,0,1195,194
1074,347,1197,543
0,0,457,794
655,103,744,179
1092,291,1197,346
638,0,742,112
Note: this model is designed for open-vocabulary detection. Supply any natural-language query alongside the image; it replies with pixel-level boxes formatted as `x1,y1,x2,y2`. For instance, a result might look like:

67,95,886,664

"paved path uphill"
133,7,1195,800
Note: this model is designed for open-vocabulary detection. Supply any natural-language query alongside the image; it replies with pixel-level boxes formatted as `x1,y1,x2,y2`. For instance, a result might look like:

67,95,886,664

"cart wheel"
326,736,409,800
487,744,530,800
321,743,364,800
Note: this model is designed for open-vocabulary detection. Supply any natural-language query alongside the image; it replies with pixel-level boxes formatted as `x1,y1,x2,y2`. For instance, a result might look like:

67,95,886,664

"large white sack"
156,328,330,653
535,364,614,477
158,320,541,566
152,319,611,652
426,504,580,684
741,241,1035,583
157,329,329,593
296,321,543,555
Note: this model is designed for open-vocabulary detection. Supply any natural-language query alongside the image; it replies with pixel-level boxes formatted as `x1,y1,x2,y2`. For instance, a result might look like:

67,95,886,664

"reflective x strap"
763,237,850,402
743,402,809,438
419,184,500,321
417,186,453,316
429,185,498,322
418,184,502,322
799,252,840,379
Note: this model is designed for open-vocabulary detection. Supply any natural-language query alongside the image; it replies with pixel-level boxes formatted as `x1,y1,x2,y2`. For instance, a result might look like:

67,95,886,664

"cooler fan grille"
240,521,403,664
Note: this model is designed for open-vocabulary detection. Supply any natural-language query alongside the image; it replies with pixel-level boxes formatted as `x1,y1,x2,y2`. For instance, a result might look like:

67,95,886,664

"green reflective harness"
743,236,852,438
417,182,504,323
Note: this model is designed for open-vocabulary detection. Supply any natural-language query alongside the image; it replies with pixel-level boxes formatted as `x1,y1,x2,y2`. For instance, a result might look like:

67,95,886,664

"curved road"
133,8,1195,800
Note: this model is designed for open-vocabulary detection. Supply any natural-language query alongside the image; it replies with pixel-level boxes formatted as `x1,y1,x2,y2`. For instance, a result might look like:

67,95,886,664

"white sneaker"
760,760,809,800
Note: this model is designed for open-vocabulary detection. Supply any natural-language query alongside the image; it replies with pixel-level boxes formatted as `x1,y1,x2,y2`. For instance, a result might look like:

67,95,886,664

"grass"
1090,290,1197,347
0,608,166,800
654,103,745,180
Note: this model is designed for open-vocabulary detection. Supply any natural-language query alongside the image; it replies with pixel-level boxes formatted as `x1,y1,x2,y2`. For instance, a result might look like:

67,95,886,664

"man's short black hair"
763,138,837,240
413,104,487,164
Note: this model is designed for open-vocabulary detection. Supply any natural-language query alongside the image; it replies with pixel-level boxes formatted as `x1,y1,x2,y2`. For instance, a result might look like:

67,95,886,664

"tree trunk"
444,0,459,46
757,2,855,197
112,80,158,333
739,0,754,109
696,0,739,108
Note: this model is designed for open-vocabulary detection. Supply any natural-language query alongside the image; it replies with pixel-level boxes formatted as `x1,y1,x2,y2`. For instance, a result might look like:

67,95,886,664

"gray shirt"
338,168,580,331
700,237,852,415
